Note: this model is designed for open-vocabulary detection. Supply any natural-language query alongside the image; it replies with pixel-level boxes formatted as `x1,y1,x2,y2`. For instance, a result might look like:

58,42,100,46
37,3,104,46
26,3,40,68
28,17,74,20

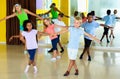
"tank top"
51,8,58,19
16,9,28,26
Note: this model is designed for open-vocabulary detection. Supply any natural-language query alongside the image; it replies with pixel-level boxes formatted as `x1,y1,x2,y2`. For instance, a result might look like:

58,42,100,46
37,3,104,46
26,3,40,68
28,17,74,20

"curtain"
6,0,36,45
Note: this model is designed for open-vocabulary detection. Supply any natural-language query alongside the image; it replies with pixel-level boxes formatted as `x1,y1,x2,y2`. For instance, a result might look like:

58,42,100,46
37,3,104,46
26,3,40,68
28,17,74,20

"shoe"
64,71,69,76
79,54,83,60
88,56,91,61
24,65,30,73
60,47,64,53
113,36,115,38
48,48,53,52
34,66,38,74
107,40,110,43
51,58,56,62
74,69,79,75
24,50,28,55
56,56,61,59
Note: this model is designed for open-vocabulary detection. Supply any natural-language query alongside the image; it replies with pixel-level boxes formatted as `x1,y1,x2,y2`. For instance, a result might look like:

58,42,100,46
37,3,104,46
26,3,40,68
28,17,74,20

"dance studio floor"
0,44,120,79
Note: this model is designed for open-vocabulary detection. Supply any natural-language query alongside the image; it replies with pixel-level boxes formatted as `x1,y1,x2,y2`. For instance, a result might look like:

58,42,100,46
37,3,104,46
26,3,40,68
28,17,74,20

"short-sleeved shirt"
52,19,66,32
68,26,84,49
103,15,113,26
44,24,57,40
111,14,117,26
81,21,100,40
22,29,38,50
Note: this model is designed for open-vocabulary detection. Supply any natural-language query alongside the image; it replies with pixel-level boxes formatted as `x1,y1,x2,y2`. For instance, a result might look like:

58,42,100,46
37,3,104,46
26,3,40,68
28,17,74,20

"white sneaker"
51,58,56,62
33,66,38,74
24,50,28,55
24,65,30,73
56,56,61,59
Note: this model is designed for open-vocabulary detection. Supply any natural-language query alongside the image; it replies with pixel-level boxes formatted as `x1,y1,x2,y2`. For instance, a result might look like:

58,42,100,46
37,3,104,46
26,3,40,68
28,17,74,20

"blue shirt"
111,14,117,25
103,15,113,26
81,21,100,40
68,26,84,49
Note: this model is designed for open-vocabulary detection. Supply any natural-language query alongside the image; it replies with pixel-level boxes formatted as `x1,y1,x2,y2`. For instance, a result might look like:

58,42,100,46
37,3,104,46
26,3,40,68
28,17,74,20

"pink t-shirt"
44,24,57,40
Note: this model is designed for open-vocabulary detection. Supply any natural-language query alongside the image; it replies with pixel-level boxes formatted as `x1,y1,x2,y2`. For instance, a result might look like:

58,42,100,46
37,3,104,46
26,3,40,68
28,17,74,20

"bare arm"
0,13,16,22
54,24,67,28
43,10,51,15
37,31,50,36
24,9,42,20
84,32,100,43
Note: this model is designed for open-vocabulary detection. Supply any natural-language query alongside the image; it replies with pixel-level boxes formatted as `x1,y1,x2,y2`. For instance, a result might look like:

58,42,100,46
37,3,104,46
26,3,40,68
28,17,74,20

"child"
43,18,62,62
55,17,100,76
79,12,109,61
100,9,113,43
21,20,46,73
48,13,66,53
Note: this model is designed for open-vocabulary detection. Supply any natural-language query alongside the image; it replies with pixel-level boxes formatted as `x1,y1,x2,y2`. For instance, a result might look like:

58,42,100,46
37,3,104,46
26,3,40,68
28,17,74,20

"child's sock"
33,66,38,73
24,65,30,73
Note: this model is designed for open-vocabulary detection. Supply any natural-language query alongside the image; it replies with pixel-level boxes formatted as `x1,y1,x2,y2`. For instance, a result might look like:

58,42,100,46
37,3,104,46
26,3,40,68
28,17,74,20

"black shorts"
84,38,92,48
103,27,109,35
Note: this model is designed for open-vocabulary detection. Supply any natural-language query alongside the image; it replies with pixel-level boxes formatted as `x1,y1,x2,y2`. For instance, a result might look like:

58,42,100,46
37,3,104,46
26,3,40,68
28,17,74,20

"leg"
73,60,79,75
64,60,74,76
57,35,64,53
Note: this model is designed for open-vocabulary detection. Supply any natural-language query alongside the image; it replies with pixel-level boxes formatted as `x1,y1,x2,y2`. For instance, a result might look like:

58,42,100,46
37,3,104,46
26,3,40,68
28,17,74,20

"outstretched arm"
0,13,16,22
84,32,100,43
24,9,43,20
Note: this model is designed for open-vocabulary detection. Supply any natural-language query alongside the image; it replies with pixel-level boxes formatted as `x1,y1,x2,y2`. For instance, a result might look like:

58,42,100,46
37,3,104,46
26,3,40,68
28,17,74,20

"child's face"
26,23,32,31
58,16,62,21
87,15,93,22
43,19,50,25
74,20,82,28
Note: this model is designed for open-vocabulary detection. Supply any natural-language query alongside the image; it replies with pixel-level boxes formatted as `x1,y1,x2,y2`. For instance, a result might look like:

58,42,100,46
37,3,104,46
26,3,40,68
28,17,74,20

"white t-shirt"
22,29,38,50
52,19,66,32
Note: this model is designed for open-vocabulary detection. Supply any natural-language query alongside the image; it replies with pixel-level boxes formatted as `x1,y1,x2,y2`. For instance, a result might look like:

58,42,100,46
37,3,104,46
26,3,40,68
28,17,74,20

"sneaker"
33,66,38,74
24,65,30,73
60,47,64,53
79,54,83,60
88,56,91,61
51,58,56,62
56,56,61,59
48,48,53,52
24,50,28,55
64,71,69,76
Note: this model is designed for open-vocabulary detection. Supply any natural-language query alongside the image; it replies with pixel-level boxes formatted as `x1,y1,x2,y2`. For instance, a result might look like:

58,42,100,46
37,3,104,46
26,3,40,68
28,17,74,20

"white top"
22,29,38,50
52,19,66,32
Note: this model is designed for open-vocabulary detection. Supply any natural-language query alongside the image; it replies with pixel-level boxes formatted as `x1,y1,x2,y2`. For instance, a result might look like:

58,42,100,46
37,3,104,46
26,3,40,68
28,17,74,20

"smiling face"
87,15,93,23
43,18,51,27
26,23,33,31
74,17,82,28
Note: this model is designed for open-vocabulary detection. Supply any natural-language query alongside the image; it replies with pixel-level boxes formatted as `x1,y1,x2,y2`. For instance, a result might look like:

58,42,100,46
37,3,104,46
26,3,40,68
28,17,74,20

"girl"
21,20,46,73
43,18,62,62
55,17,100,76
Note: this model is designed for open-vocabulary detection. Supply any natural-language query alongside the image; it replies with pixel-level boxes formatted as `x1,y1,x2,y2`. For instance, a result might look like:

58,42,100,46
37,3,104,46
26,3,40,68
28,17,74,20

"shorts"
67,48,78,60
27,49,36,60
84,38,92,48
51,38,58,50
103,27,109,35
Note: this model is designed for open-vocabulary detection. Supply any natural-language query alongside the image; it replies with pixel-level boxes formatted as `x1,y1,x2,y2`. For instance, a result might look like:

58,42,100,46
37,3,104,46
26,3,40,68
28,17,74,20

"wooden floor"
0,44,120,79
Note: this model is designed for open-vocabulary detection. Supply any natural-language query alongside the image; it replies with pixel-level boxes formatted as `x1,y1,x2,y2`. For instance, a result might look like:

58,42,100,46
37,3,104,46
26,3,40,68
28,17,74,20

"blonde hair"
13,4,21,13
75,17,82,23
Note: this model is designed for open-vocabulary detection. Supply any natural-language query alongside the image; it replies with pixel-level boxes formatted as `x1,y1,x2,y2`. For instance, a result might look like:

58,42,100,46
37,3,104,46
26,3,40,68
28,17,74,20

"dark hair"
23,20,35,31
58,13,64,17
74,11,78,17
50,3,56,8
107,9,111,15
87,12,93,17
91,11,95,16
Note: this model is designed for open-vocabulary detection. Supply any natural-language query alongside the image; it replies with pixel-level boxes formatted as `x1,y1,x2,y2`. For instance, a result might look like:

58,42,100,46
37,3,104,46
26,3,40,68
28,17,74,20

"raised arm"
24,9,42,20
0,13,16,22
84,32,100,43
